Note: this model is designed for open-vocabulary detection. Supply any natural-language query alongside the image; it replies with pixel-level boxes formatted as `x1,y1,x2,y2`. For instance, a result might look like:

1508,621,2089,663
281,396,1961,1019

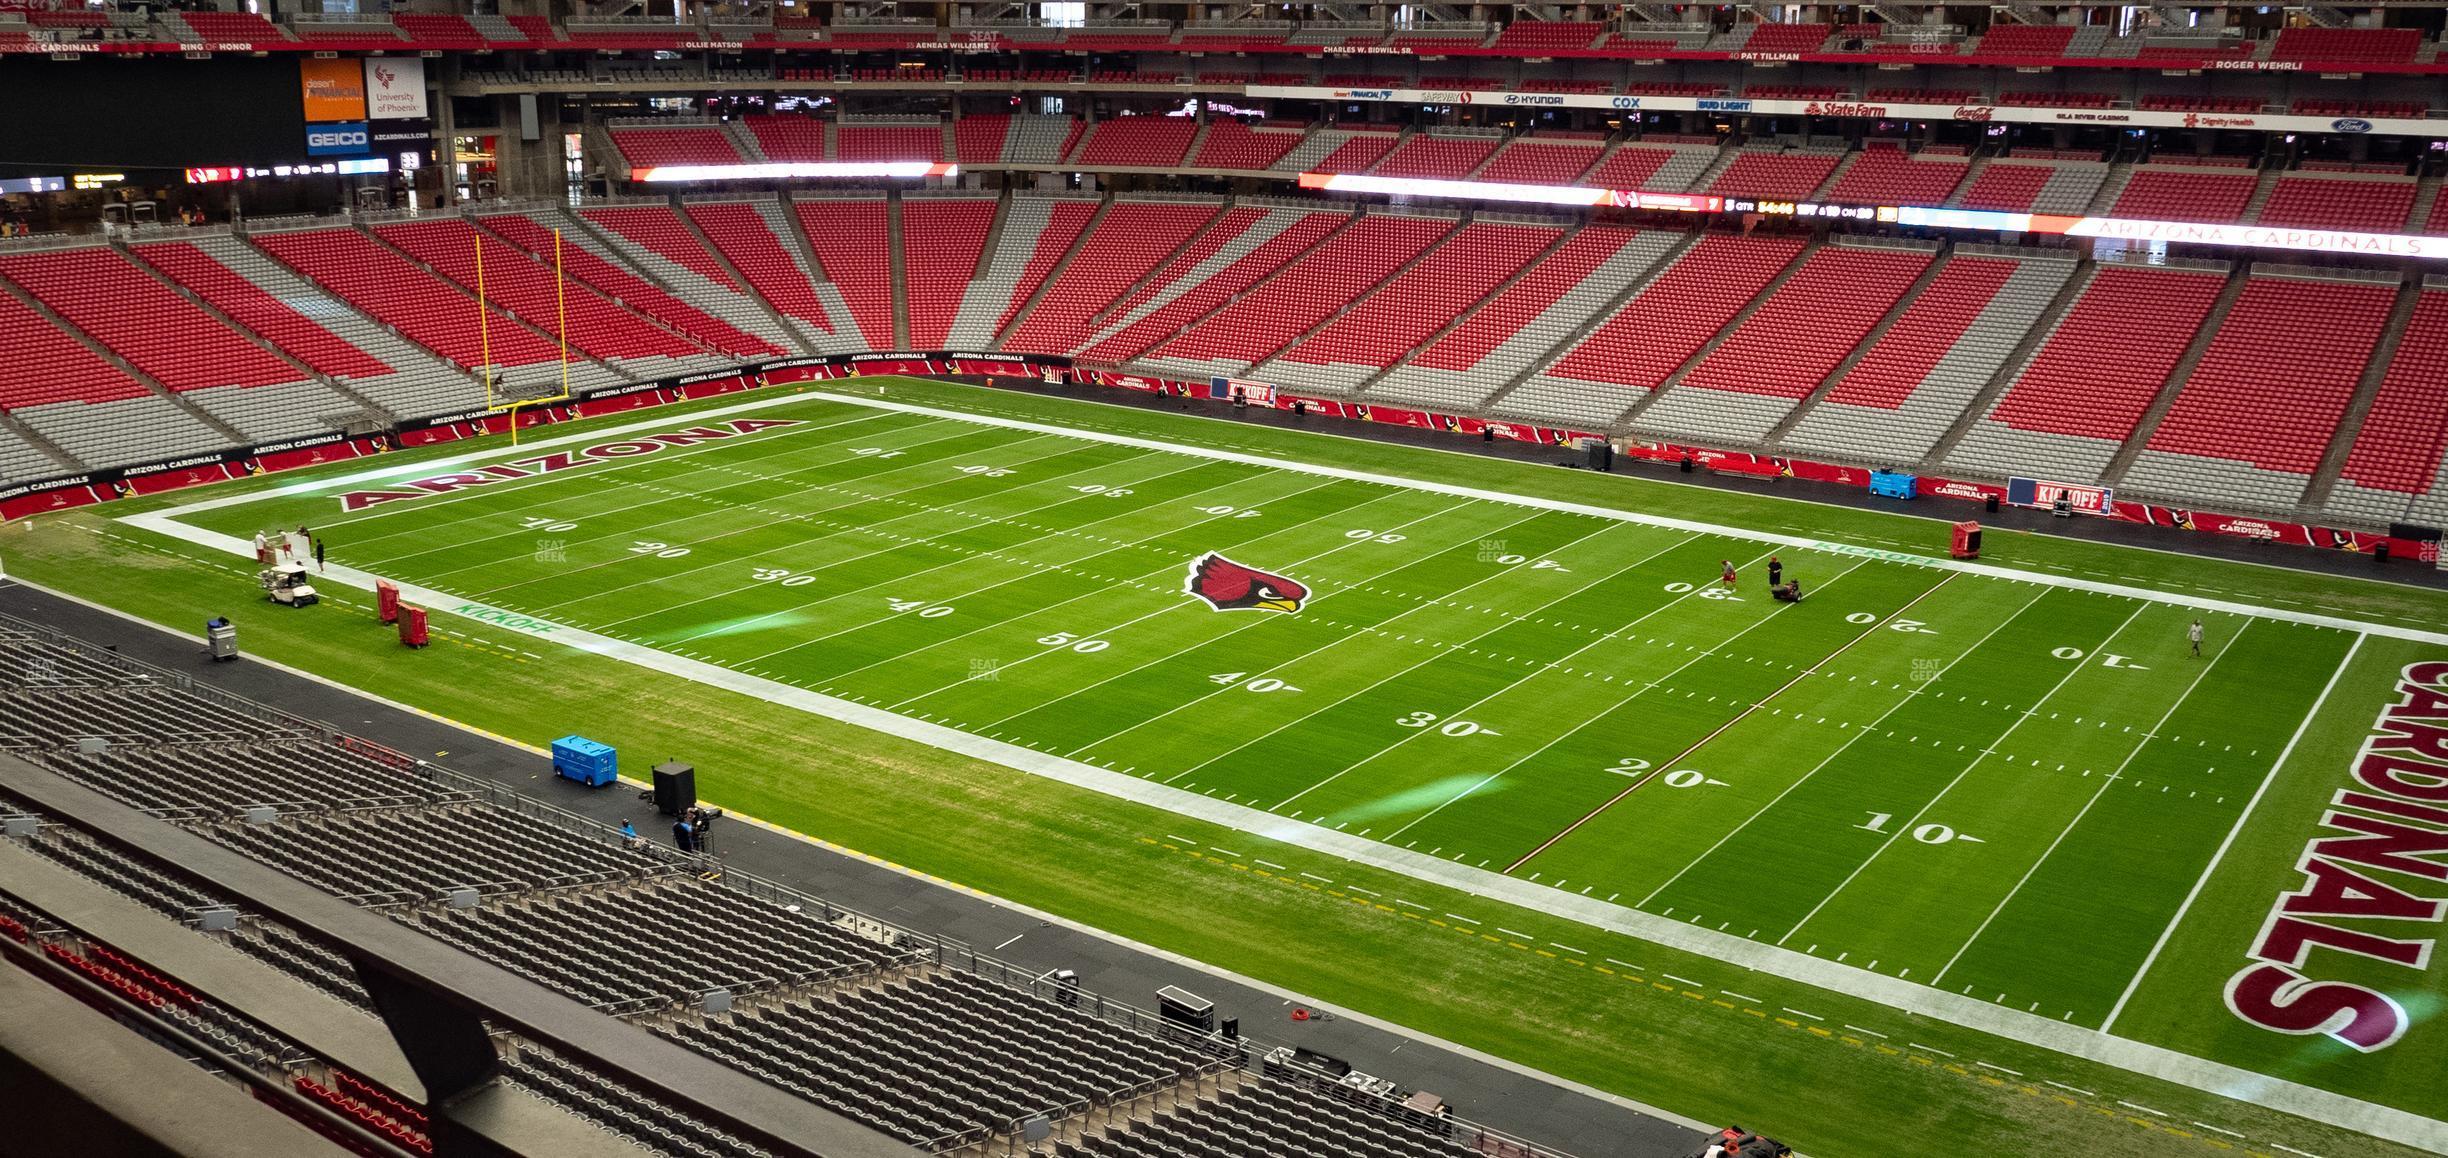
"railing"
2255,261,2402,285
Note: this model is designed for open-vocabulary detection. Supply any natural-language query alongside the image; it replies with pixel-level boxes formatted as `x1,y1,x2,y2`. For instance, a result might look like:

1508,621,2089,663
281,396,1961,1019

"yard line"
571,441,1170,630
497,432,1136,616
1635,582,2048,907
1930,619,2248,988
335,407,924,543
614,447,1199,643
2097,632,2366,1034
698,471,1337,655
803,481,1435,694
753,391,2448,649
1385,550,1861,844
1502,567,1950,875
1271,525,1714,811
1774,602,2151,946
956,495,1550,734
879,492,1485,711
421,420,1050,586
1058,504,1586,760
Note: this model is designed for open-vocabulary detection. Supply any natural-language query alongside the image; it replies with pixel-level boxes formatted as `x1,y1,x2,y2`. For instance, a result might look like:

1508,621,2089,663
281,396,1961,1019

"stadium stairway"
1256,215,1562,396
2095,263,2251,486
1618,236,1823,434
2302,276,2425,513
975,196,1106,350
1757,243,1956,445
176,233,483,423
764,194,879,353
2116,268,2398,512
1368,227,1692,415
359,219,661,393
1780,249,2079,467
999,197,1228,357
682,197,863,354
116,241,400,435
0,262,245,471
1337,220,1583,397
1073,202,1350,365
1473,230,1710,426
947,193,1098,350
1940,261,2229,486
788,194,901,352
1137,209,1451,381
660,200,835,351
885,191,913,350
468,208,788,363
564,201,809,355
0,410,81,484
1633,239,1938,446
1917,256,2098,466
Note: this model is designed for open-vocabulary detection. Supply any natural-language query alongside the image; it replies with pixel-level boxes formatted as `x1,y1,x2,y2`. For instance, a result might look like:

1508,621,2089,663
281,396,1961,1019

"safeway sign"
363,57,427,121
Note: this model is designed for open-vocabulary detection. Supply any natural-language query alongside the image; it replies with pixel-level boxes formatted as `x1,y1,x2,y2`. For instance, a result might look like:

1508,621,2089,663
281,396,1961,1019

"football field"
109,380,2448,1144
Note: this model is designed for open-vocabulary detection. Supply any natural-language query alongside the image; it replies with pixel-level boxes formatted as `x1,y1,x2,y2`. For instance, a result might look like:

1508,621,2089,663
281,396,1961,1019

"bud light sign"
305,121,371,157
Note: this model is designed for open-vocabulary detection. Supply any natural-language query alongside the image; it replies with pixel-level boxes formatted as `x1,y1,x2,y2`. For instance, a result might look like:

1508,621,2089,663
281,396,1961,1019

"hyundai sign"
305,121,370,157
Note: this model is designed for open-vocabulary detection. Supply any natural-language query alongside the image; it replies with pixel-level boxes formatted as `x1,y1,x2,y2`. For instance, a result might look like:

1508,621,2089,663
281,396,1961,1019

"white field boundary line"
0,577,1723,1145
130,389,2448,648
114,407,2448,1150
2098,632,2366,1034
1929,618,2248,989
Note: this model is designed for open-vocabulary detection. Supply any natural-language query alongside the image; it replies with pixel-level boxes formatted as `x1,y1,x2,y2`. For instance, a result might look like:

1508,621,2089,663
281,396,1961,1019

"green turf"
16,377,2448,1158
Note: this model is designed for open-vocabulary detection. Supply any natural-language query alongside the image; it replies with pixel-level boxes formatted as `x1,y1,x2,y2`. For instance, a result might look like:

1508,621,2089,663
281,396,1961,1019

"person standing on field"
1767,555,1783,589
1719,559,1738,591
2188,619,2204,657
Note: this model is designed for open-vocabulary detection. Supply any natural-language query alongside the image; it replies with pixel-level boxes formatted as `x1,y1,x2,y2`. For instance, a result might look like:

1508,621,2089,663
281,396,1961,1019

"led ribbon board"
629,161,959,182
1302,172,2448,261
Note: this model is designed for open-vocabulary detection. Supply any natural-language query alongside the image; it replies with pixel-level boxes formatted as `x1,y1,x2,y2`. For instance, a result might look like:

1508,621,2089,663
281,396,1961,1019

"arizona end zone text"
330,419,805,511
2227,661,2448,1052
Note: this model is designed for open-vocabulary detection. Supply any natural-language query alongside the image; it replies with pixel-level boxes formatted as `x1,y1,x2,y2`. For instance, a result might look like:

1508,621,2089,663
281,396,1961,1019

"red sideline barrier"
4,357,2435,569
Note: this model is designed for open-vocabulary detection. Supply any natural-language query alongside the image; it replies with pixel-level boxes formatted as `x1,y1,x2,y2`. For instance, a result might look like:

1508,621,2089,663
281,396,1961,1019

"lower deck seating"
1504,233,1806,426
1945,265,2227,485
2328,290,2448,526
1638,243,1935,442
2121,275,2395,510
1781,255,2075,464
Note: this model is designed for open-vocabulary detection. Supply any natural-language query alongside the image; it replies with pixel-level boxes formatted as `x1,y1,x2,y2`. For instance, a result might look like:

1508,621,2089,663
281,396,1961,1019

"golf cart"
1687,1127,1791,1157
260,561,319,607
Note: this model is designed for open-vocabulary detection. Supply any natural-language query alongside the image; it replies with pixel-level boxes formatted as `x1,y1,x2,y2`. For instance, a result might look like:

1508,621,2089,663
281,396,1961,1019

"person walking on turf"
2189,618,2204,657
313,537,326,573
1719,559,1738,591
1767,555,1783,589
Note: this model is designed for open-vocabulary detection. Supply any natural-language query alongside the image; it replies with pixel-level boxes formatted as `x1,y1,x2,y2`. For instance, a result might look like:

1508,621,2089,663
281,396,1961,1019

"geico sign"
307,129,365,147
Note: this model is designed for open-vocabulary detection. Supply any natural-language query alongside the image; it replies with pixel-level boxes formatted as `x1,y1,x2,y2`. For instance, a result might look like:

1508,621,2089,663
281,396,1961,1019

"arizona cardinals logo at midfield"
1183,554,1309,613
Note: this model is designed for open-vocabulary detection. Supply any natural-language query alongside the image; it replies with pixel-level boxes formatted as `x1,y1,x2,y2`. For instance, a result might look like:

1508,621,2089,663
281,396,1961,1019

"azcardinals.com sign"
305,122,370,157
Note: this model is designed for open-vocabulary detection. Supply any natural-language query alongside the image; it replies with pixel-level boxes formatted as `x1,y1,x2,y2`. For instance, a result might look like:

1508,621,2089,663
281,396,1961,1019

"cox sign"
305,122,370,157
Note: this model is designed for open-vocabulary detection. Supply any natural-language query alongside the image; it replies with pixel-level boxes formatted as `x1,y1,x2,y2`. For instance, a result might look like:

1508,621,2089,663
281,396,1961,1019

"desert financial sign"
333,418,803,511
2226,661,2448,1052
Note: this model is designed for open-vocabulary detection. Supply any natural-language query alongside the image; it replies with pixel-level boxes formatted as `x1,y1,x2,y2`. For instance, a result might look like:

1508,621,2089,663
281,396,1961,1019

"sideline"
0,576,1722,1145
114,391,2448,1147
134,388,2448,646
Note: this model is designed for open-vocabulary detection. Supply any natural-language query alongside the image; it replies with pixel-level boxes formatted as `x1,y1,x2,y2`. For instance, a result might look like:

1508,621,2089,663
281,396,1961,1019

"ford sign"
2330,118,2373,133
305,122,370,156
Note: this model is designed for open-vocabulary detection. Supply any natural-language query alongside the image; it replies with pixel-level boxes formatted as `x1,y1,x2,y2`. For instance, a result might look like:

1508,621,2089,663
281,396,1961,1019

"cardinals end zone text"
2224,661,2448,1053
